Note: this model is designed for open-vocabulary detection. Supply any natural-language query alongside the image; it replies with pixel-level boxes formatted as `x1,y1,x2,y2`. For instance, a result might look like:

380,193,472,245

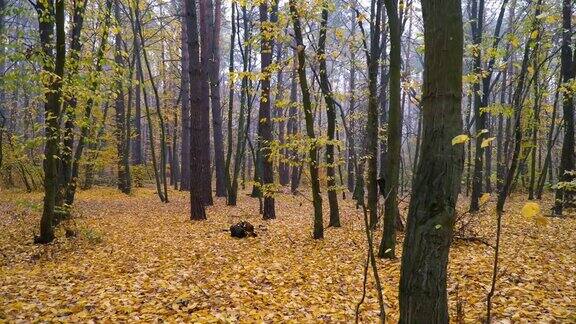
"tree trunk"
379,0,401,259
186,0,207,219
365,0,384,229
207,0,226,197
198,0,213,205
36,0,64,244
398,0,464,320
257,0,278,219
554,0,576,215
290,0,323,238
114,0,131,194
180,5,191,190
317,3,340,227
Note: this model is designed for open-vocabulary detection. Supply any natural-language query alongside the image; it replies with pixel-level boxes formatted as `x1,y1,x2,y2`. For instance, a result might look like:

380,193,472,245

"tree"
316,0,340,227
364,0,384,229
257,0,278,219
290,0,323,239
35,0,65,244
398,0,464,320
379,0,401,259
180,0,191,191
114,0,131,194
186,0,206,219
554,0,575,215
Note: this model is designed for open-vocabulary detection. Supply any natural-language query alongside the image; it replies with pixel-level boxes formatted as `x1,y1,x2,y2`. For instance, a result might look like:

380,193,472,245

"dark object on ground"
65,228,77,238
230,221,257,238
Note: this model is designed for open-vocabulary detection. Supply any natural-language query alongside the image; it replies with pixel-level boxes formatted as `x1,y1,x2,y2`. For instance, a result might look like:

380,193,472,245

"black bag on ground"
230,221,257,238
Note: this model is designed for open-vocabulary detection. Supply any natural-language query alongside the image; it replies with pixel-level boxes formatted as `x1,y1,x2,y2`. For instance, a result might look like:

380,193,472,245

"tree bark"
257,0,278,219
317,3,340,227
398,0,464,320
554,0,576,215
379,0,401,259
186,0,207,219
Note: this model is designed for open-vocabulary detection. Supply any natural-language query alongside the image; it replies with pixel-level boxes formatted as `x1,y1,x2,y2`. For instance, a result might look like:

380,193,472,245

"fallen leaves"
0,188,574,322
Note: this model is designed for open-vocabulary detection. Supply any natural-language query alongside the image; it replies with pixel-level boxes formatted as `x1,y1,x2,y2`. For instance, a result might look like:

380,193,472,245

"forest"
0,0,575,321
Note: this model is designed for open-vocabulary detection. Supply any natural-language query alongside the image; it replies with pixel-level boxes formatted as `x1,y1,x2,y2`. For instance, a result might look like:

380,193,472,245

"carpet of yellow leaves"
0,187,574,322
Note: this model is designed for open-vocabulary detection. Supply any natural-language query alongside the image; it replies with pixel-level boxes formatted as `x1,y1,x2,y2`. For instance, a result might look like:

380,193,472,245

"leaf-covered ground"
1,187,575,322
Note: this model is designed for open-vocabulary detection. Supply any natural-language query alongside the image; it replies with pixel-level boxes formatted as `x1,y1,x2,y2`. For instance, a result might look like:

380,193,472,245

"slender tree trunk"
290,0,323,238
365,0,384,229
317,3,340,227
288,52,301,194
379,0,401,259
536,74,561,198
257,0,278,219
180,5,191,190
207,0,226,197
347,12,357,193
225,3,236,202
229,6,252,205
399,0,464,319
36,0,64,244
132,15,144,166
114,0,131,194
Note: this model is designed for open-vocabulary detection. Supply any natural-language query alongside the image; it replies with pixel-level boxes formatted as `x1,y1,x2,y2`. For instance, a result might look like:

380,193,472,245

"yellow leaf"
530,30,539,40
521,202,540,218
452,134,470,145
481,137,496,148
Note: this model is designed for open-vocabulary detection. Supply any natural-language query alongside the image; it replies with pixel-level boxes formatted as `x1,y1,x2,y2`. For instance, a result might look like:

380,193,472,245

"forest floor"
0,187,575,323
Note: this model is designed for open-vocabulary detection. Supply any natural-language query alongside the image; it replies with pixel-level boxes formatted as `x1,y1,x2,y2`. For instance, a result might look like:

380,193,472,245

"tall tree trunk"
528,53,541,200
58,0,87,206
208,0,226,197
554,0,576,215
347,10,357,193
132,12,144,166
180,4,191,190
288,52,301,194
114,0,131,194
290,0,323,238
379,0,401,259
469,0,485,212
186,0,207,219
36,0,64,244
365,0,384,229
228,5,252,205
257,0,278,219
276,44,290,186
225,3,236,202
198,0,213,205
399,0,464,319
317,2,340,227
